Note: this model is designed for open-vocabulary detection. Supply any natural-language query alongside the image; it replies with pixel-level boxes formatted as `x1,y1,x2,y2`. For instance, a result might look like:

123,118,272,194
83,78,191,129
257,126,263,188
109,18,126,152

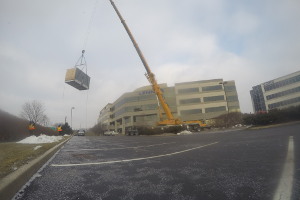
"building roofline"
175,79,223,86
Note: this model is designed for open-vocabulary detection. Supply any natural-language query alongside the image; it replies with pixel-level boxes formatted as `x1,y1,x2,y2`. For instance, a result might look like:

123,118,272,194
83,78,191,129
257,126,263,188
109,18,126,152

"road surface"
14,123,300,200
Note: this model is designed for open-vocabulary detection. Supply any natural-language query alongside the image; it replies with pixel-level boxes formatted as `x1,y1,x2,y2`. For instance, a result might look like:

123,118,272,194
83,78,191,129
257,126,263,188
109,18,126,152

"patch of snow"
177,130,192,135
34,145,42,150
17,134,63,144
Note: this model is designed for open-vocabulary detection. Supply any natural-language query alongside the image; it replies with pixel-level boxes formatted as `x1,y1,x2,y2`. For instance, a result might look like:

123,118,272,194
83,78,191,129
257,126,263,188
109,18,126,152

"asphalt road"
14,123,300,200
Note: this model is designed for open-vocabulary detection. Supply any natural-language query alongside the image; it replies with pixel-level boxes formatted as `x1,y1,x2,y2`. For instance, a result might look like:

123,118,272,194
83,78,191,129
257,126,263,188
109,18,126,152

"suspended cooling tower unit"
65,67,90,90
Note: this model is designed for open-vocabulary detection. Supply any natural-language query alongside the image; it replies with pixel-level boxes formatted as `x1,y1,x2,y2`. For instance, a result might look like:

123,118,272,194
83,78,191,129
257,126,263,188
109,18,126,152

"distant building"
250,71,300,113
98,79,240,134
98,103,112,130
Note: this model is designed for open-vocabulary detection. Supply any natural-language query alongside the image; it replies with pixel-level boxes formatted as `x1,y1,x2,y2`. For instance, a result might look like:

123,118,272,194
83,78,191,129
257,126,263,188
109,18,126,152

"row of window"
264,75,300,91
180,98,201,104
203,95,224,102
114,94,157,110
266,86,300,100
205,106,227,113
224,85,236,92
268,96,300,109
114,104,158,118
133,114,157,123
180,106,227,115
179,95,238,105
178,87,199,94
177,85,223,94
227,95,239,102
203,85,223,92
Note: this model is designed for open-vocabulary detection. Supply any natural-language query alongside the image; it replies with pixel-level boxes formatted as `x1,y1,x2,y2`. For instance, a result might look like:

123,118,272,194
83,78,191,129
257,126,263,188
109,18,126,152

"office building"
250,71,300,113
99,79,240,134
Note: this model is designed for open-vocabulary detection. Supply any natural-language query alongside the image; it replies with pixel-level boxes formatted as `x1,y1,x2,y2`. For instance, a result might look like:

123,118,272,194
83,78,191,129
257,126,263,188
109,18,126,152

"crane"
109,0,209,128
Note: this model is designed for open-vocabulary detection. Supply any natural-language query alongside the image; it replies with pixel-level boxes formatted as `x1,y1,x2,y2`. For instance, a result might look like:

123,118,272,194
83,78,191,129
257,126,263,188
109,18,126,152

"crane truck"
109,0,210,130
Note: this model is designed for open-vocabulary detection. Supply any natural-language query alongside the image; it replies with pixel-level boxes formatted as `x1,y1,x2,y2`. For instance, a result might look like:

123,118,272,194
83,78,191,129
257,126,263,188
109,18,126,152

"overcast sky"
1,0,299,129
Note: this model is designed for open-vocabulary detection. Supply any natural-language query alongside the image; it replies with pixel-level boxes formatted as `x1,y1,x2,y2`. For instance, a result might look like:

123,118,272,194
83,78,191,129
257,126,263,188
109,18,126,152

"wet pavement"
14,123,300,200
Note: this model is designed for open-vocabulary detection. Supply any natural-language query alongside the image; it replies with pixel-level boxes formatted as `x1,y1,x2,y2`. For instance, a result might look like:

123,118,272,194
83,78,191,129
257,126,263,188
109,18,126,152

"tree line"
242,105,300,126
20,100,73,135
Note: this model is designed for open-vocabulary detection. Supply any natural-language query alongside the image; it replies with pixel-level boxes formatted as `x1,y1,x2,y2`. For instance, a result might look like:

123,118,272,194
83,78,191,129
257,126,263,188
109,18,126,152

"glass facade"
250,71,300,112
263,75,300,91
178,87,199,94
203,95,224,102
227,95,239,102
268,97,300,109
179,98,201,105
115,104,158,118
202,85,222,92
114,95,156,110
250,85,267,112
181,109,202,115
224,85,236,92
205,106,226,113
266,86,300,100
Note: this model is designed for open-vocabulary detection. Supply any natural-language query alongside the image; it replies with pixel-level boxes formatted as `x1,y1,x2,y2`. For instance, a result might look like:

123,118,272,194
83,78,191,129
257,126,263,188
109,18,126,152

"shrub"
212,112,243,128
242,105,300,126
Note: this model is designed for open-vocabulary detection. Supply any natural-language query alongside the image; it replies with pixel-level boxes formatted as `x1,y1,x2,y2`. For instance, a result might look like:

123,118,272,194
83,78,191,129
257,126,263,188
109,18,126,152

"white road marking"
80,142,176,151
273,136,294,200
51,142,218,167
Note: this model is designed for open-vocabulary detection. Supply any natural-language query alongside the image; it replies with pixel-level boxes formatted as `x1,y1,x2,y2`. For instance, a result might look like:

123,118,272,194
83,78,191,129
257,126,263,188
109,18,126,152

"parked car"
104,131,118,136
77,129,85,136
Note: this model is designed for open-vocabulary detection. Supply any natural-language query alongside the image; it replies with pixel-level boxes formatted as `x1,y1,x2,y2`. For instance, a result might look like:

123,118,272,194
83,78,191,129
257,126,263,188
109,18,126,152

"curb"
0,137,72,200
246,121,300,130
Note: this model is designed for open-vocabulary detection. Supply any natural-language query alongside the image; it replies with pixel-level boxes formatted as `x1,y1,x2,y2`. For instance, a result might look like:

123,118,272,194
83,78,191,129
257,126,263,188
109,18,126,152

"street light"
71,107,75,129
219,82,229,128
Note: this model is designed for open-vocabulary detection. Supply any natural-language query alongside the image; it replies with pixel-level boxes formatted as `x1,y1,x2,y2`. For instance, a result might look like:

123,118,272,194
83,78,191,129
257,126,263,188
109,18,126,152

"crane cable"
74,50,89,130
81,0,98,130
66,0,97,130
83,0,98,51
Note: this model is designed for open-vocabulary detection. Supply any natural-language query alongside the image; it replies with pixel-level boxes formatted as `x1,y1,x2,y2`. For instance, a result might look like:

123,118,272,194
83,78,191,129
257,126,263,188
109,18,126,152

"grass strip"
0,137,68,179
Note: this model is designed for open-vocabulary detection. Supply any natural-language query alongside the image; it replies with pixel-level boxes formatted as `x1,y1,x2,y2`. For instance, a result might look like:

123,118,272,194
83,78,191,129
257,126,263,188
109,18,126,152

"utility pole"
71,107,75,129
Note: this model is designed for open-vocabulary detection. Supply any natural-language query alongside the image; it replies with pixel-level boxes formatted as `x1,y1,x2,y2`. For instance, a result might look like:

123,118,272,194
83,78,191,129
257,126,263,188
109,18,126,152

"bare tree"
41,115,50,126
20,100,49,125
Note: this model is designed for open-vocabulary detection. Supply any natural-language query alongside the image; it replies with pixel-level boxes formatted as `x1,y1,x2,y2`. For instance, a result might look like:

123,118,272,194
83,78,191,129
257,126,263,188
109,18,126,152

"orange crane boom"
109,0,180,125
109,0,210,129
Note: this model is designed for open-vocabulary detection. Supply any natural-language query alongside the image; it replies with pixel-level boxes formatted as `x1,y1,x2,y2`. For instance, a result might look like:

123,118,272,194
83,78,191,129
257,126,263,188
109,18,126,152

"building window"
266,86,300,100
178,87,199,94
138,95,156,101
224,85,236,92
202,85,222,92
203,95,224,102
181,109,202,115
227,95,239,102
125,117,131,124
268,96,300,109
179,98,201,105
264,75,300,91
205,106,226,113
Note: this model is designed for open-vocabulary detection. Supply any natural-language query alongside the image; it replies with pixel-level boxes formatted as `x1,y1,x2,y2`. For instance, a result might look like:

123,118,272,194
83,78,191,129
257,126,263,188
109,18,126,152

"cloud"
1,0,300,128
